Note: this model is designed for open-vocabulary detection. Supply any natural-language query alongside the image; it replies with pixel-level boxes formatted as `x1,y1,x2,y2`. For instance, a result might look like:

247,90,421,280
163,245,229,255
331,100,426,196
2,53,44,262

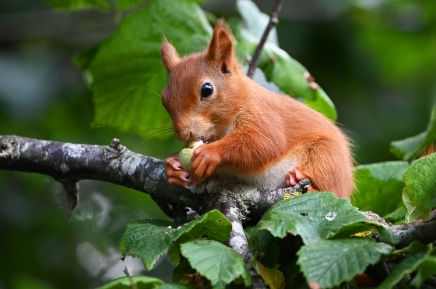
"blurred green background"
0,0,435,288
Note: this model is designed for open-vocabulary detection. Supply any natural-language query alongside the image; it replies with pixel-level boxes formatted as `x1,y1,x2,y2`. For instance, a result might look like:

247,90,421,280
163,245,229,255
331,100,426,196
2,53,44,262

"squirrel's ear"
207,20,234,74
161,39,180,73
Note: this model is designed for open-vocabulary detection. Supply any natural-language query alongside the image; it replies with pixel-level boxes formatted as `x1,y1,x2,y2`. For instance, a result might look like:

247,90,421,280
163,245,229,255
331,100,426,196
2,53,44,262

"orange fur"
161,21,354,198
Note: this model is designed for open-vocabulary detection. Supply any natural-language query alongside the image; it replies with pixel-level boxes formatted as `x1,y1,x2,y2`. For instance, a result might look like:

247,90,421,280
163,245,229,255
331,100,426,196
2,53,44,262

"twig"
246,0,284,78
123,267,138,289
59,178,79,221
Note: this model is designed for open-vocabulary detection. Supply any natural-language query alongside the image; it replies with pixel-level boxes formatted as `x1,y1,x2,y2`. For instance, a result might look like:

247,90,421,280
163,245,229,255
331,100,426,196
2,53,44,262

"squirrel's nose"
173,126,191,142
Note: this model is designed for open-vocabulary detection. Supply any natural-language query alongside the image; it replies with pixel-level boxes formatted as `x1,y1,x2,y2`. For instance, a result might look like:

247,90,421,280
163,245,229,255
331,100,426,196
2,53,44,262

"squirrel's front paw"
165,153,191,189
286,168,314,192
190,144,221,184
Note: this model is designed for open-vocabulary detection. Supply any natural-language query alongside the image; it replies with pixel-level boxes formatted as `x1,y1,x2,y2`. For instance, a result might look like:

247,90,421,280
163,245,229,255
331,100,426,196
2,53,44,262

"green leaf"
115,0,144,11
74,45,100,71
180,240,251,289
119,210,231,270
250,230,279,268
379,247,436,289
115,0,208,12
390,102,436,161
383,206,406,223
95,276,163,289
259,43,337,120
391,241,428,256
403,153,436,220
45,0,111,10
252,192,368,244
403,187,420,222
377,253,426,289
233,0,337,121
156,283,194,289
297,238,392,289
235,0,278,45
281,261,307,289
410,256,436,288
235,42,337,121
77,0,212,139
390,132,426,161
172,258,195,283
351,161,409,217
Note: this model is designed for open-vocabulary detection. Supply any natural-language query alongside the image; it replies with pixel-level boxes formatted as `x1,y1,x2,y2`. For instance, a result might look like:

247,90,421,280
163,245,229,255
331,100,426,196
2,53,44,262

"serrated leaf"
351,161,409,217
251,259,285,289
180,240,251,289
119,210,231,270
377,253,426,289
77,0,212,139
45,0,110,10
297,239,392,289
95,276,163,289
390,102,436,161
403,153,436,220
252,192,368,244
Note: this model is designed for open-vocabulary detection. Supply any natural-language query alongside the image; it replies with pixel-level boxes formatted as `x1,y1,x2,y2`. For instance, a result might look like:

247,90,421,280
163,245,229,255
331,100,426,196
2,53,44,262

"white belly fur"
217,157,297,190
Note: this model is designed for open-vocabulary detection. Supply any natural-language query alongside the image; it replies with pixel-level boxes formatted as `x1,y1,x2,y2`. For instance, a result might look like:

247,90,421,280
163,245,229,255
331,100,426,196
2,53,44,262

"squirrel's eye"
201,83,214,99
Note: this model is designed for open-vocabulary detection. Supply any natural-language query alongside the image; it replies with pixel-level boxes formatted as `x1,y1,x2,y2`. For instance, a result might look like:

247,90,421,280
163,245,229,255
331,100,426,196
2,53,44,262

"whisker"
95,123,174,140
138,126,174,139
145,89,163,99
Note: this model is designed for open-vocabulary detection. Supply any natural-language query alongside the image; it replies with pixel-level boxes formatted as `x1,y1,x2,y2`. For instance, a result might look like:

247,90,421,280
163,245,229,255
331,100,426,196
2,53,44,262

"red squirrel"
161,21,354,199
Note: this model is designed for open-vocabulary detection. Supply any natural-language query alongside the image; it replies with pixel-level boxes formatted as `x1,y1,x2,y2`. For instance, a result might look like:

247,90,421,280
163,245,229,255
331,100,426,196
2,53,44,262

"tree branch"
2,134,436,254
0,134,306,288
0,135,301,221
0,135,199,217
3,134,436,288
393,210,436,249
246,0,284,78
0,136,436,259
220,198,266,289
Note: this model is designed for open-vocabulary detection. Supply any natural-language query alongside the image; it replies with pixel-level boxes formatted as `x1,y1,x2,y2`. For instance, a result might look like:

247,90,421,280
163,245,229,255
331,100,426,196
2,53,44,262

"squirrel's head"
161,21,245,143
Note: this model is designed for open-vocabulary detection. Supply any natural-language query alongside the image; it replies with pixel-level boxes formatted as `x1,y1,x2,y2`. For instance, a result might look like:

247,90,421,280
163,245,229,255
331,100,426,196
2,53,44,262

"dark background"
1,0,435,288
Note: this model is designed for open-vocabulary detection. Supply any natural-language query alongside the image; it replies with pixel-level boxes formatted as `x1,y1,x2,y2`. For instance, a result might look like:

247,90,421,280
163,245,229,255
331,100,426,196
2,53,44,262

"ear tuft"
161,38,180,73
207,20,235,74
